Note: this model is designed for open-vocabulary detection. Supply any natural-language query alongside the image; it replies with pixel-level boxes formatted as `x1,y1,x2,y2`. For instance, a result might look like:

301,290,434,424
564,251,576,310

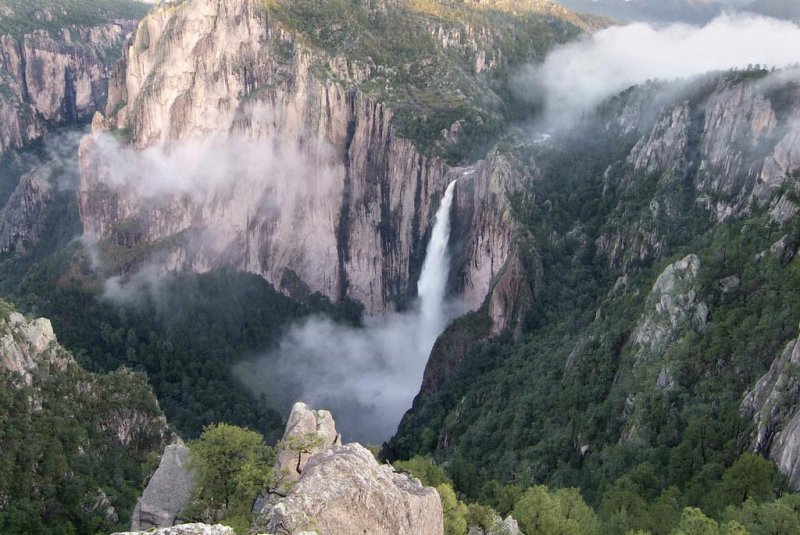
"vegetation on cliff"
0,300,169,534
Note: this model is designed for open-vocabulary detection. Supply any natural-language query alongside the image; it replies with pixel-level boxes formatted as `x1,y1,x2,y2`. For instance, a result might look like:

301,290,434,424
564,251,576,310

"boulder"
256,402,443,535
113,523,234,535
274,402,341,487
130,441,195,530
259,443,443,535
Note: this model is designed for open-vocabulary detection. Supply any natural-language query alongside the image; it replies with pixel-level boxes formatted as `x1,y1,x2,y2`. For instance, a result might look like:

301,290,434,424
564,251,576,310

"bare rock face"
259,444,443,535
0,163,53,254
597,73,800,271
620,255,708,442
131,441,195,531
113,523,235,535
76,0,524,324
274,402,341,487
0,310,66,386
0,12,140,155
255,402,443,535
743,329,800,489
630,254,708,367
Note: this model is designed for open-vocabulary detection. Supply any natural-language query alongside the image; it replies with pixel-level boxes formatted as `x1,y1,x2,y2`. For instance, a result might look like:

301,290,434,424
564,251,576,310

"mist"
235,181,461,444
514,13,800,130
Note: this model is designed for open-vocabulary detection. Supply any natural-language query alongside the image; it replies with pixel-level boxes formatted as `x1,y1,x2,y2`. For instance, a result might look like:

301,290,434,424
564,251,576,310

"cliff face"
596,73,800,271
743,329,800,489
389,67,800,488
0,3,145,255
0,9,141,156
77,0,540,324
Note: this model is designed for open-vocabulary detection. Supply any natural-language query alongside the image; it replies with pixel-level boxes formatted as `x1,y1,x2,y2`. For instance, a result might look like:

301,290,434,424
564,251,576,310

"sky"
513,12,800,130
556,0,794,25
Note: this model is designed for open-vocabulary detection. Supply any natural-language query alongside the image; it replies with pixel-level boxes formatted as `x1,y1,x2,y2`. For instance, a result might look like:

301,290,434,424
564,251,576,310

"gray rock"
631,254,707,366
743,330,800,489
112,523,234,535
718,275,741,294
274,402,341,489
130,442,195,530
258,443,443,535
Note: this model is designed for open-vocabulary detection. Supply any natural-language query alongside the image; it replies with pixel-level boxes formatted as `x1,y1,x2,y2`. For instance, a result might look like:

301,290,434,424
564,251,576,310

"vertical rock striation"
77,0,528,326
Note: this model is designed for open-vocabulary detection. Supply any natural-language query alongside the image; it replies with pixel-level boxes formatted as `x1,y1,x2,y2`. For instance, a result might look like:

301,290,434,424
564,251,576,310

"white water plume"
418,179,458,354
236,180,460,443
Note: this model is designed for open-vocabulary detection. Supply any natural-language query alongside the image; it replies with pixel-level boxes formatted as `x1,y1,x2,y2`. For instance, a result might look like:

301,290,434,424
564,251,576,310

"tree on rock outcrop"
512,485,599,535
185,423,275,528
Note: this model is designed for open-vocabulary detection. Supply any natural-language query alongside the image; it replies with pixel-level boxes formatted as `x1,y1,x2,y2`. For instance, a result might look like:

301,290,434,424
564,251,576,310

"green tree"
513,485,599,535
669,507,747,535
724,494,800,535
394,456,452,487
186,423,275,525
713,455,779,512
438,483,469,535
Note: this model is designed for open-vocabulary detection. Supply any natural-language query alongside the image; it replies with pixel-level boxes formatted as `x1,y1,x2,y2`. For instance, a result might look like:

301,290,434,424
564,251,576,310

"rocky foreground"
117,402,444,535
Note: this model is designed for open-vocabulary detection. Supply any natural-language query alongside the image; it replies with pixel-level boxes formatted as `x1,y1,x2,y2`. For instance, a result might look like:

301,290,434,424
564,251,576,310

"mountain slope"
0,300,170,533
390,67,800,510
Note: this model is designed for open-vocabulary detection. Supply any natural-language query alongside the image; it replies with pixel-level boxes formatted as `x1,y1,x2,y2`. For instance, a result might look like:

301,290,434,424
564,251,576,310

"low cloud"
513,13,800,129
234,300,466,445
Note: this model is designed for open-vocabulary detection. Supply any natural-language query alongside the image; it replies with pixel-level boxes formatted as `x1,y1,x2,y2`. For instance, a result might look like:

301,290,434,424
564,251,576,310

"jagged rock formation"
743,329,800,489
113,523,235,535
597,72,800,271
0,2,145,256
255,402,443,535
0,301,170,531
274,402,341,488
75,0,564,332
630,254,708,367
0,309,68,385
0,161,54,253
0,4,143,155
131,441,195,531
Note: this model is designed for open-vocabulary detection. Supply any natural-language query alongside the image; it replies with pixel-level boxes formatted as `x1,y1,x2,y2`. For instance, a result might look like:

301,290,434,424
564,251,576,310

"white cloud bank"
514,13,800,128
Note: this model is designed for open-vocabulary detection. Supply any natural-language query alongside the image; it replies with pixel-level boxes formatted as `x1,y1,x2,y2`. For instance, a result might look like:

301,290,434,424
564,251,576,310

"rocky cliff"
0,300,171,531
0,1,147,255
596,70,800,271
0,2,144,156
743,328,800,489
76,0,577,327
255,402,444,535
389,66,800,491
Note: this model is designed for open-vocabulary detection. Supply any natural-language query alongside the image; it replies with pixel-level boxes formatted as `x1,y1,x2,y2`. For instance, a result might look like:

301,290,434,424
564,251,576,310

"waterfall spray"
417,179,457,354
239,180,461,442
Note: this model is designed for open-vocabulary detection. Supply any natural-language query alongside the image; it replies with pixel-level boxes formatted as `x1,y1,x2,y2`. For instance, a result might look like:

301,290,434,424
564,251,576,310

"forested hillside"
2,0,800,534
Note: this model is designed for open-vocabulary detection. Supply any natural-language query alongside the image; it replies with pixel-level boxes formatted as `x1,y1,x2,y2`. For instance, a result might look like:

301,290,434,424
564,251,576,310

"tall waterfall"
417,179,457,355
237,180,460,443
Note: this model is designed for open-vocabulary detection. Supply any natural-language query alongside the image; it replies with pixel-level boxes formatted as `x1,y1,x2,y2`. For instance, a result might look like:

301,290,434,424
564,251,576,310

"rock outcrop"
596,72,800,271
274,402,341,487
131,441,195,531
113,523,234,535
630,254,708,367
742,329,800,489
76,0,534,332
0,301,170,532
0,309,67,386
255,402,443,535
0,162,54,254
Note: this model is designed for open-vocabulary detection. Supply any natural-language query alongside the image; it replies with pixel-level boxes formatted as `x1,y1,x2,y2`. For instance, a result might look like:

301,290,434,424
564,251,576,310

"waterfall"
238,180,460,443
417,179,457,354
